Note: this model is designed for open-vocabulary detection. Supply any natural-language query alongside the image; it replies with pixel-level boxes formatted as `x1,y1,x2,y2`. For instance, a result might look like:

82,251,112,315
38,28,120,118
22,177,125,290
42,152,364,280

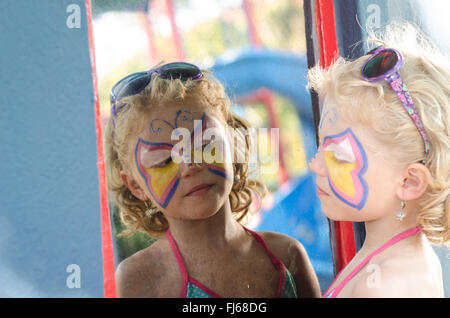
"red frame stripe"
314,0,339,68
85,0,117,298
243,0,262,47
313,0,356,273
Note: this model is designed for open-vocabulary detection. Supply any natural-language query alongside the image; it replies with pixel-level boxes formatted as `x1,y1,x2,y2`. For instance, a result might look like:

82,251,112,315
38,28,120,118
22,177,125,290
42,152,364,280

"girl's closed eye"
331,151,353,164
323,139,356,164
152,157,173,168
140,147,173,169
202,140,214,150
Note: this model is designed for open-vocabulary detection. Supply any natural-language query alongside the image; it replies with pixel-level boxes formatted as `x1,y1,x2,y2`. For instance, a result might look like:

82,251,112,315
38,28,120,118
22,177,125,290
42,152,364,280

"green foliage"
110,202,158,264
92,0,148,17
255,0,306,52
243,94,306,193
274,94,307,178
98,54,148,117
183,20,227,60
182,8,249,61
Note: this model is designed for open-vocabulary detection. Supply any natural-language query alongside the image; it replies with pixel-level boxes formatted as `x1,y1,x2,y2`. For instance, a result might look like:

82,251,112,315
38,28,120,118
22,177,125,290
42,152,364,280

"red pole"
314,0,339,68
242,0,262,47
85,0,117,298
165,0,184,61
141,1,159,66
314,0,356,273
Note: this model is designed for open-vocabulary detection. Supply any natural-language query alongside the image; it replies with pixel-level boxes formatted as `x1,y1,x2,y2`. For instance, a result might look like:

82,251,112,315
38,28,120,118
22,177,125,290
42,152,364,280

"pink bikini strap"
166,229,189,298
322,268,343,297
167,226,287,298
243,227,287,298
326,226,421,298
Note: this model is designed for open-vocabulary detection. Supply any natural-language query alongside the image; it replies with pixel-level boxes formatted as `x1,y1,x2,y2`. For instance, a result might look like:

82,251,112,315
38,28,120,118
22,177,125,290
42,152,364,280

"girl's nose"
180,161,204,178
308,149,328,177
180,149,205,179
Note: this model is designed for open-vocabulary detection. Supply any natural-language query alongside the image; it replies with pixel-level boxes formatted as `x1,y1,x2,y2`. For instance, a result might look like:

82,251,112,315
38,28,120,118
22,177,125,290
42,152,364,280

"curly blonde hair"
104,67,267,238
308,23,450,245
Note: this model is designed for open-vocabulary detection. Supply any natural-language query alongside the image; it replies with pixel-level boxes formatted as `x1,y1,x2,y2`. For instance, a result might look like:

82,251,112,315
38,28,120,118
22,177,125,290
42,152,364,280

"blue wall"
0,0,103,297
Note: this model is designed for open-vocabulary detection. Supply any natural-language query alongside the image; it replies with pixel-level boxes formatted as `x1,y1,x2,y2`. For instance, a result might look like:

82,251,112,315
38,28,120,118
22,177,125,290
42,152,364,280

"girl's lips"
185,184,214,197
317,185,330,197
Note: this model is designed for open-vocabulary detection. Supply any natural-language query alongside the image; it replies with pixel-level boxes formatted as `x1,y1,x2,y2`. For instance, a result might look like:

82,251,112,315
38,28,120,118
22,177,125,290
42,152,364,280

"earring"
395,201,407,221
144,201,154,218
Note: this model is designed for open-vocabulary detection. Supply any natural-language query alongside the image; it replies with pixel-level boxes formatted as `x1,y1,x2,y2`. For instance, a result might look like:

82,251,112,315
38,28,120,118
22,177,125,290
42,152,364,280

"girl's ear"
120,171,148,201
396,163,431,201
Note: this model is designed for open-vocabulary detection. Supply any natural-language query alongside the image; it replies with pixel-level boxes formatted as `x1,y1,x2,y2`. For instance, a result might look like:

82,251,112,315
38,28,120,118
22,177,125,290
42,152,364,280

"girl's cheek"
144,163,179,199
324,152,358,198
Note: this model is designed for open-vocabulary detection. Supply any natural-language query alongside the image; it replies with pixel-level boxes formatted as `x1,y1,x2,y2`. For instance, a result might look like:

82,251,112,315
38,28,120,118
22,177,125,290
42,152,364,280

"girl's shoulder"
351,242,443,297
115,236,181,297
254,231,307,266
255,230,322,297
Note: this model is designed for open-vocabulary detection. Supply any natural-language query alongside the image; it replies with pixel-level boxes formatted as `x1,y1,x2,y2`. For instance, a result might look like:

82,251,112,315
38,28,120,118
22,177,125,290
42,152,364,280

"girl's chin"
175,211,220,221
165,203,223,221
321,207,368,222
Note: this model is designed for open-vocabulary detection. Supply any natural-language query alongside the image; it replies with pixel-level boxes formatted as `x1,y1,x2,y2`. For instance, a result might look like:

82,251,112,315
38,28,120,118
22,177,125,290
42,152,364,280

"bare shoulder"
115,237,175,298
256,231,306,264
256,231,321,298
351,254,443,298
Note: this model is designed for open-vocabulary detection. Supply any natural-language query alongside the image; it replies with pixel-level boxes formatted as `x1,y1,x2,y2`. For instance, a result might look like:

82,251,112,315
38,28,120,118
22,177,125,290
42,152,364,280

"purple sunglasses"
361,47,430,164
110,62,203,118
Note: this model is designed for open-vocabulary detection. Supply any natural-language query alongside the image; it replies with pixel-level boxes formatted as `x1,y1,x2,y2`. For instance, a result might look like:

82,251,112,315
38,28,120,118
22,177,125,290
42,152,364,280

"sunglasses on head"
361,47,430,164
110,62,203,117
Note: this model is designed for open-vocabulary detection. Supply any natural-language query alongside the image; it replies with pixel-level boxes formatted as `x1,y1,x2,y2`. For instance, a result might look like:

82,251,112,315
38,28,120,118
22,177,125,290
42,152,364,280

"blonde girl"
308,23,449,298
104,62,320,298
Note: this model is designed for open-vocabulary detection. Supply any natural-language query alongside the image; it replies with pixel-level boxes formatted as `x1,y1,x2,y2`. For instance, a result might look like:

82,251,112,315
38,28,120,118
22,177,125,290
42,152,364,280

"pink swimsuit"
323,226,421,298
167,227,298,298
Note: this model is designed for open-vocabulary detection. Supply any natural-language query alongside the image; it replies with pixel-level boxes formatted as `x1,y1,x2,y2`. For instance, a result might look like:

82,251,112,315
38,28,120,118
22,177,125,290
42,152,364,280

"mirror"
92,0,334,294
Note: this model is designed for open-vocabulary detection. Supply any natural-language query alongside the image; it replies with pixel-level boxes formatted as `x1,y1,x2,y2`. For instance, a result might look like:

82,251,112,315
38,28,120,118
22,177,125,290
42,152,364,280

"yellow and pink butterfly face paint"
322,128,368,210
134,112,229,209
136,142,180,209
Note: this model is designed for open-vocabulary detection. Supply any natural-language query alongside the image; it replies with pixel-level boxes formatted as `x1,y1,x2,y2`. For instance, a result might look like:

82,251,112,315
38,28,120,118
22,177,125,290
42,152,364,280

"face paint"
135,111,230,208
322,128,368,210
199,113,230,181
135,140,180,208
319,107,338,130
150,110,194,135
